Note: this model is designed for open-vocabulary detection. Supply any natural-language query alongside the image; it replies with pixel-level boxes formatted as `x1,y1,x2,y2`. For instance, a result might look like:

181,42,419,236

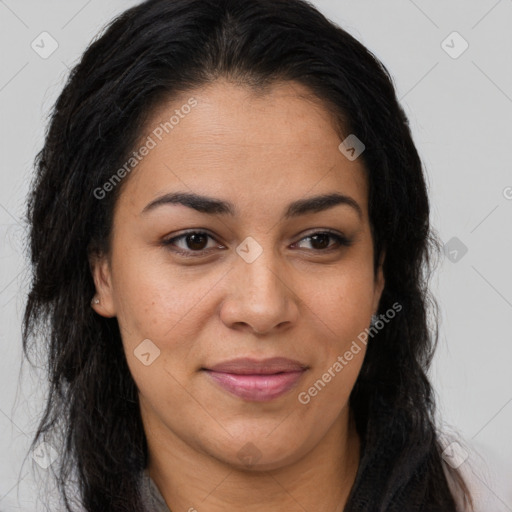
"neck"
145,406,361,512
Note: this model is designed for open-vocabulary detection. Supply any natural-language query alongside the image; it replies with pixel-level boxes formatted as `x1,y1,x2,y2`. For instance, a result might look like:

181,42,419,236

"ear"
89,251,116,318
372,249,386,313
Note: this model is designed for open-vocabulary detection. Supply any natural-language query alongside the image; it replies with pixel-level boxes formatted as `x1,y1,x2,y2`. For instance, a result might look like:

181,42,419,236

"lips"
202,357,308,402
206,357,307,374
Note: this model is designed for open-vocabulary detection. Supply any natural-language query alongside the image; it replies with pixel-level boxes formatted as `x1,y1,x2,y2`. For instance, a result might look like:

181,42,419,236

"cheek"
296,259,374,406
110,245,222,342
306,263,376,342
111,266,233,410
295,299,368,419
292,338,365,456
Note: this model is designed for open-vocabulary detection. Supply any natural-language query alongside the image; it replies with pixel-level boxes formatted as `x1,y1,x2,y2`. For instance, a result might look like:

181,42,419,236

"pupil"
187,233,207,250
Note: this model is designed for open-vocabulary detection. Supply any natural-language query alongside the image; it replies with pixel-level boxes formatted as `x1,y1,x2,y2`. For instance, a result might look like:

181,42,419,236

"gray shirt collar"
140,468,172,512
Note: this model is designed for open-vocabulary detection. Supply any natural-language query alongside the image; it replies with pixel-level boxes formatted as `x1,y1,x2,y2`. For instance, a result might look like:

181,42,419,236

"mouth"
201,357,308,402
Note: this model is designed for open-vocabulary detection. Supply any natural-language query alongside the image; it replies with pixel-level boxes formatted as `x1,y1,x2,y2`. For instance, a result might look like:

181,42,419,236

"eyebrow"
141,191,363,220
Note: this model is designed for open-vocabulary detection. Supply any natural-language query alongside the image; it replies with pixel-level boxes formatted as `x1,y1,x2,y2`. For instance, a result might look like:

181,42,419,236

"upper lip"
203,357,308,375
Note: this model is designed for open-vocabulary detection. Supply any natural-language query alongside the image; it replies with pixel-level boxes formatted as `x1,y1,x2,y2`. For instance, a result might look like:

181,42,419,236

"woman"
23,0,474,510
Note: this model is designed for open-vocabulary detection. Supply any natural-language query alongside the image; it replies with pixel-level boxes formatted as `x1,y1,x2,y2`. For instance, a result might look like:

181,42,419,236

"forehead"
147,80,343,150
117,79,368,219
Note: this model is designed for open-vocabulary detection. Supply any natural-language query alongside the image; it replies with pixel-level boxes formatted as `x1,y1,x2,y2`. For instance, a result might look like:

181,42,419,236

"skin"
90,79,385,512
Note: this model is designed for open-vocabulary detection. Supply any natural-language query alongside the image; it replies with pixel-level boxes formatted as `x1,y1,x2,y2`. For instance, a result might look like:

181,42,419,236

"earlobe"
88,252,116,318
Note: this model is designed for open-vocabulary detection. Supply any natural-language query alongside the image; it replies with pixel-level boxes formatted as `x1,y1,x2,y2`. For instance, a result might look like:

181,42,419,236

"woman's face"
91,79,384,470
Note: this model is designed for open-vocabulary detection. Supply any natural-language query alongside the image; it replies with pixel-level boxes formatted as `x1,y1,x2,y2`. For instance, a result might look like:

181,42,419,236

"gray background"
1,0,511,510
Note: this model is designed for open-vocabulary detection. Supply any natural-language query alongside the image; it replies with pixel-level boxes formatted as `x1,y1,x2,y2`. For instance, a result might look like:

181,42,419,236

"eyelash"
161,229,352,258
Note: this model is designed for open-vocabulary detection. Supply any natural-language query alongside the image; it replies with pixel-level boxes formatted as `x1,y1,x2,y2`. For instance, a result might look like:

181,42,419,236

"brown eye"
309,233,330,250
183,233,209,250
294,231,352,251
162,231,224,257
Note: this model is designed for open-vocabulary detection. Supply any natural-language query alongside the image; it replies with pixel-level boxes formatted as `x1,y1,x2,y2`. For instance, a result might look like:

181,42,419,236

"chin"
205,431,310,472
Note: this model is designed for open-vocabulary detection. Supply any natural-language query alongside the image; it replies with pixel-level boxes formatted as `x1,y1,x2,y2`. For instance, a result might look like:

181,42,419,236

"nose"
219,248,299,335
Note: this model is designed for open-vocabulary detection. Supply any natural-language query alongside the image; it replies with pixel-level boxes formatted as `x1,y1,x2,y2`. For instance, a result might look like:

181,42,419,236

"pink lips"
202,357,308,402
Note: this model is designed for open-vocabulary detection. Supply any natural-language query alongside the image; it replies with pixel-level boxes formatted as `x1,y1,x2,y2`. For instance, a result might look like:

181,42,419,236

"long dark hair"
23,0,472,510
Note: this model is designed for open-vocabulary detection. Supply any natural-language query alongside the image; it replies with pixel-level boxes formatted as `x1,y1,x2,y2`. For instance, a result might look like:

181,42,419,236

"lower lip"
204,370,306,402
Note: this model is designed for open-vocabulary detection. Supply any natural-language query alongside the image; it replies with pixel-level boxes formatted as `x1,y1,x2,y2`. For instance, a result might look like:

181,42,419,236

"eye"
162,229,352,258
293,231,352,252
162,231,225,257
